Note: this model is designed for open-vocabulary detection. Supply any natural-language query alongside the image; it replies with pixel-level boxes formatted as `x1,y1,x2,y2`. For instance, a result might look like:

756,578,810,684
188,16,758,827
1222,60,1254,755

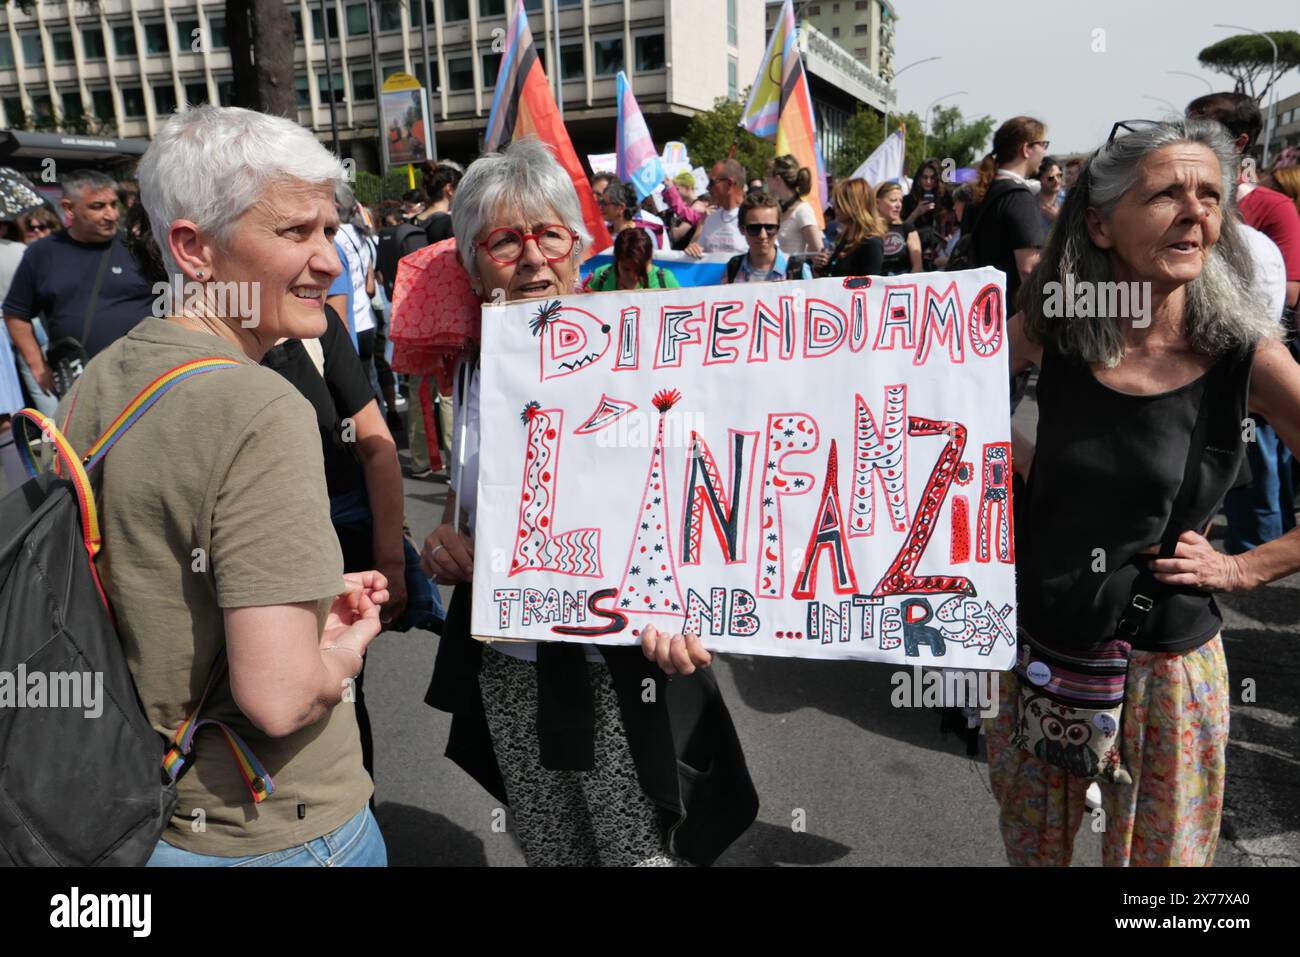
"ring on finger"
428,543,446,562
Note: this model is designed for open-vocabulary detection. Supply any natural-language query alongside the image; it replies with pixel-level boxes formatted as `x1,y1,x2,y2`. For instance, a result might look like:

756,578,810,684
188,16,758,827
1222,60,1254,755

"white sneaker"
1085,782,1102,810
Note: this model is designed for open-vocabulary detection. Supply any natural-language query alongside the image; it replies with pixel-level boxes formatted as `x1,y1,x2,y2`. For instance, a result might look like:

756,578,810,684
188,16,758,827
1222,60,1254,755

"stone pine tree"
1197,31,1300,102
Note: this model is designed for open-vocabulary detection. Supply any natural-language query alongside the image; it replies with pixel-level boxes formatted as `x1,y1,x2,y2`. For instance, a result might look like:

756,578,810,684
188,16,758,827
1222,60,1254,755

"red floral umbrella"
389,238,483,472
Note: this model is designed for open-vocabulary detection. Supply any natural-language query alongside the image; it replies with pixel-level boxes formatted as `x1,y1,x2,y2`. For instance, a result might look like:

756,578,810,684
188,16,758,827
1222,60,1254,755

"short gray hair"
452,137,591,281
60,169,116,202
1022,117,1280,366
137,105,348,278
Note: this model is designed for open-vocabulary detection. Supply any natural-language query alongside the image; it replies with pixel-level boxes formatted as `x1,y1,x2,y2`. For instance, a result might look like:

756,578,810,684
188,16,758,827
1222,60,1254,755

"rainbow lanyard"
15,357,275,804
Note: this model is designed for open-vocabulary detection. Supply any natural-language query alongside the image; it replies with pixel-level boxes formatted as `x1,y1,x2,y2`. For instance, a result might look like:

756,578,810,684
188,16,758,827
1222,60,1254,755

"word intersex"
473,268,1017,668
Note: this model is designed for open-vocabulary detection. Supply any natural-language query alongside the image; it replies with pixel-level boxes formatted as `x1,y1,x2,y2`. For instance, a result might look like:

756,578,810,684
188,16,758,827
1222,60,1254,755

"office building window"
377,0,404,32
48,31,74,62
51,31,76,63
635,34,664,72
176,19,199,52
113,25,137,58
291,11,303,40
310,7,341,40
91,88,115,120
81,27,107,60
184,81,208,106
444,0,469,20
143,22,169,55
0,37,12,69
347,4,370,35
833,2,840,10
217,78,234,106
479,0,506,17
20,32,44,65
351,68,375,100
61,90,85,121
808,4,820,13
2,97,24,126
447,56,473,91
592,37,622,76
832,26,840,37
294,74,311,107
381,62,404,81
316,70,346,103
210,16,228,48
727,55,737,101
853,46,867,57
482,51,502,88
120,87,146,117
854,23,867,34
153,83,178,115
31,94,54,122
560,43,584,79
856,0,868,7
727,0,737,46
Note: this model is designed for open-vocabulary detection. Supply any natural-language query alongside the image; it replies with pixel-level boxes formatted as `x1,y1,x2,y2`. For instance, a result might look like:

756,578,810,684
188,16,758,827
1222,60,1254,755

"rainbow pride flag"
741,0,828,229
485,0,612,253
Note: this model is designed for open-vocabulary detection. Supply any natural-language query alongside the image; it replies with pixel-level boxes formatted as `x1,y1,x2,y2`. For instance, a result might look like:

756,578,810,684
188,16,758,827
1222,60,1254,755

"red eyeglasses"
477,225,577,265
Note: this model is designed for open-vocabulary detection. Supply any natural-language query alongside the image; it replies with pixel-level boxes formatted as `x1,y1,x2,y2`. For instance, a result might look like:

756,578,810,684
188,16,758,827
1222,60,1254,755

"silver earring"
196,271,204,279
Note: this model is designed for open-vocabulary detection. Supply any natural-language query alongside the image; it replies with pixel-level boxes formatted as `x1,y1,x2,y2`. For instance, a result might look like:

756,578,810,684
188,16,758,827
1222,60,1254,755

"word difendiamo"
49,887,151,937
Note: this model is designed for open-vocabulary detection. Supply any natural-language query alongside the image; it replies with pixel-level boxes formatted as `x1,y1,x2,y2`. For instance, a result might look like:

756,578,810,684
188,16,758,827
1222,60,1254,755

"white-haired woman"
56,106,389,866
420,138,757,867
988,118,1300,866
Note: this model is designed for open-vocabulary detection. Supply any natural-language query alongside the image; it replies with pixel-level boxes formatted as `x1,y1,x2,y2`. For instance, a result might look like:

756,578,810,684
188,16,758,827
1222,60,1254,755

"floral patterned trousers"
986,634,1230,866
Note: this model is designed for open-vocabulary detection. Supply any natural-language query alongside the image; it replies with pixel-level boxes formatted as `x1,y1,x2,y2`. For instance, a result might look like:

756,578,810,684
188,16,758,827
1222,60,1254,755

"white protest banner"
472,268,1017,670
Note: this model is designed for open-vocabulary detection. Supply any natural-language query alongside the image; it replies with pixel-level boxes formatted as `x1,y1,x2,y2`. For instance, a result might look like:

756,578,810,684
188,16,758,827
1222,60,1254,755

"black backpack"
376,223,429,297
0,360,251,865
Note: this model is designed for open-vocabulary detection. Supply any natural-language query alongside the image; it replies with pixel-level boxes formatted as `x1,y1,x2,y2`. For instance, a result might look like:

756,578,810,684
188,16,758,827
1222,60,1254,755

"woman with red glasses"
419,137,757,867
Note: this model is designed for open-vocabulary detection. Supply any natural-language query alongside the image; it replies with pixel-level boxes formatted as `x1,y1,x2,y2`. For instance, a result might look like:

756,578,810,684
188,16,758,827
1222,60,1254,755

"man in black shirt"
3,169,156,395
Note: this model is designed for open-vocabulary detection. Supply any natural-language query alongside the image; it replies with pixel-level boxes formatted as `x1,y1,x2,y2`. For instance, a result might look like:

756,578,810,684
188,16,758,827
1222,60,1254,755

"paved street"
368,424,1300,867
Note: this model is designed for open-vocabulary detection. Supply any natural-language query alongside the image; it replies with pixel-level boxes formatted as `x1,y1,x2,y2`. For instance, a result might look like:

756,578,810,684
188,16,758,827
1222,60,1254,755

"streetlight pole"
319,0,341,156
884,56,941,137
923,90,966,159
417,0,437,160
1214,23,1278,166
1166,70,1213,94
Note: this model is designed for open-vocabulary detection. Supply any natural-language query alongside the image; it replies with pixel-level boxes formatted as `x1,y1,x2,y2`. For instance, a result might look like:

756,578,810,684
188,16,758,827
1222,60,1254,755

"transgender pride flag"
616,71,664,202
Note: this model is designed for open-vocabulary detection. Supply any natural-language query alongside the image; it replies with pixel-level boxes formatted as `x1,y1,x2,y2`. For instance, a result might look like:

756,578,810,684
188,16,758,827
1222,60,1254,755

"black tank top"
1018,342,1255,652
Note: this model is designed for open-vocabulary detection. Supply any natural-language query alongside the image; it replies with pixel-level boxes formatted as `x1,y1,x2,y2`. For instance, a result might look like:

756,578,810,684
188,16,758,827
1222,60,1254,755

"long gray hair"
1020,118,1280,367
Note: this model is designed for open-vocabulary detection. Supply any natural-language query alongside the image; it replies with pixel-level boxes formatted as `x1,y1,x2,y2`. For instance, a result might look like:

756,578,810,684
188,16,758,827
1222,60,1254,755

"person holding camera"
902,159,950,271
3,169,155,399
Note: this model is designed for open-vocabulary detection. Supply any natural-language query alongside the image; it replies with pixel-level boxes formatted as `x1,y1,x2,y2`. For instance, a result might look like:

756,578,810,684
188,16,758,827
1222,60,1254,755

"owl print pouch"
1012,629,1133,785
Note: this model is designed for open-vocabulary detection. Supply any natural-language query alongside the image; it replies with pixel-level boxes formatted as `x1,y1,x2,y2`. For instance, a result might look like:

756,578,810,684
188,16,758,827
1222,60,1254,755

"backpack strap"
162,648,277,803
726,254,744,284
81,358,243,469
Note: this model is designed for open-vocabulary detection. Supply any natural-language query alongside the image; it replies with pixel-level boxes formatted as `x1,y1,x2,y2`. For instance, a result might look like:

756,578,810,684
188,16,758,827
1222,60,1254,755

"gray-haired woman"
420,137,757,867
57,106,390,866
988,118,1300,866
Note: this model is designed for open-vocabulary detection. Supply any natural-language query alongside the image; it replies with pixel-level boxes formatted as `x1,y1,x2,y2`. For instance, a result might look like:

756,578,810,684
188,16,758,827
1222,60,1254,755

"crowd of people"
2,87,1299,869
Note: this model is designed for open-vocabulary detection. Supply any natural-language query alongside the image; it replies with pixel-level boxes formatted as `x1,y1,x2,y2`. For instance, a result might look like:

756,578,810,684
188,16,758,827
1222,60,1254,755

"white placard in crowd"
472,268,1018,670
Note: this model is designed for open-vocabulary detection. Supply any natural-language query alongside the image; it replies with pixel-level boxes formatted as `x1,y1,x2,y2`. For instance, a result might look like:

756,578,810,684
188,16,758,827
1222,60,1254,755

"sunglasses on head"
744,222,779,237
1106,119,1162,148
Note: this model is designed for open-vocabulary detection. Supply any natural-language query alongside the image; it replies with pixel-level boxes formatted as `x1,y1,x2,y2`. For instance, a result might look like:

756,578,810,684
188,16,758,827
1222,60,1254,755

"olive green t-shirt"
56,318,372,856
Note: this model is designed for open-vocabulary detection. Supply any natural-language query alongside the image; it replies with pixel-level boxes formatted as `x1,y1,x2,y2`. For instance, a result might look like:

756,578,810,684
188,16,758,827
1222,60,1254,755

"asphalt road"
367,417,1300,867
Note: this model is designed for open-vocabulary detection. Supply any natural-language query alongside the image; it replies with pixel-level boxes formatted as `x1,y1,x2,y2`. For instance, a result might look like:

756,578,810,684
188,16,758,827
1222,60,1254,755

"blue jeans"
146,806,387,867
1223,422,1296,554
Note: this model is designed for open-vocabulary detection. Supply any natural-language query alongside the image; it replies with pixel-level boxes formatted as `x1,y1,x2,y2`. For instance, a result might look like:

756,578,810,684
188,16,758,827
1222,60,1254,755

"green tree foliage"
1197,31,1300,101
926,106,996,169
682,92,775,181
353,168,419,206
830,108,924,180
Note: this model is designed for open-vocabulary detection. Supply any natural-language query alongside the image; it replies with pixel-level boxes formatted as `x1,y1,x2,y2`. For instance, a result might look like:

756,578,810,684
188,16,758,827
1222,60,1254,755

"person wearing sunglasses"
19,208,59,243
720,192,813,283
987,117,1300,867
1035,156,1065,235
664,159,748,259
420,137,757,867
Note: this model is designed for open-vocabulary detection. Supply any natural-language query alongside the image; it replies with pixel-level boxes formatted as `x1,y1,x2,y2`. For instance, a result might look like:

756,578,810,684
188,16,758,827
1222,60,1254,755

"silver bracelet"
322,645,364,665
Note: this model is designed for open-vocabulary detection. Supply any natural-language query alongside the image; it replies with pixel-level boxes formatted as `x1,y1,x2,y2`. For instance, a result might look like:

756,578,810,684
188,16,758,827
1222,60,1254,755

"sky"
890,0,1299,158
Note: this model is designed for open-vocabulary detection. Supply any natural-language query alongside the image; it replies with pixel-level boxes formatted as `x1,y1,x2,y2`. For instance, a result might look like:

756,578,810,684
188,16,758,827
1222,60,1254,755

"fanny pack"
1013,355,1219,783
